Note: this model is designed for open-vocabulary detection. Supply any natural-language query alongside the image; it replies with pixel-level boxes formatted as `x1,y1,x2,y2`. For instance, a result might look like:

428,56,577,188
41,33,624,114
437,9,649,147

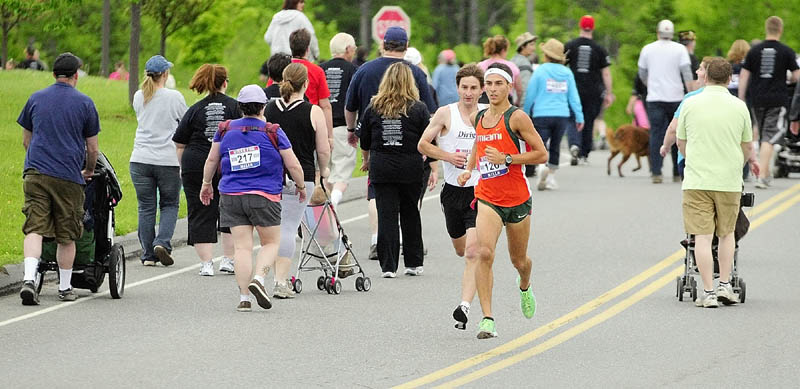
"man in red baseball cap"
565,15,614,166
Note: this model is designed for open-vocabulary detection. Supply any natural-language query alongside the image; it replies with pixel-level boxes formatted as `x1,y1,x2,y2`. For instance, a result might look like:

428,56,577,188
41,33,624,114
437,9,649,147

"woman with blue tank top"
522,39,584,191
200,85,306,312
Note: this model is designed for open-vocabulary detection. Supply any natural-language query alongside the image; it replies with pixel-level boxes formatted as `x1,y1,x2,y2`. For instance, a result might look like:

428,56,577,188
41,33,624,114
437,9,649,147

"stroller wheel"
739,279,746,303
292,278,303,294
108,244,125,299
355,276,364,291
690,278,697,302
317,276,326,291
325,277,333,294
676,276,684,301
362,277,371,292
333,279,342,295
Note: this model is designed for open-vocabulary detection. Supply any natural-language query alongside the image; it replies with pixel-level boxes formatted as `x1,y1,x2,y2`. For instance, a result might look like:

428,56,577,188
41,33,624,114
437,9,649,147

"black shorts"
440,183,477,239
182,171,230,245
751,106,787,144
220,194,281,228
367,179,375,201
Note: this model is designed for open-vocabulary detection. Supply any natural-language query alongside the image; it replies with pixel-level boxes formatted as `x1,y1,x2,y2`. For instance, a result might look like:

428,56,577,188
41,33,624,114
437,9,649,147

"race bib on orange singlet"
229,146,261,171
478,156,508,179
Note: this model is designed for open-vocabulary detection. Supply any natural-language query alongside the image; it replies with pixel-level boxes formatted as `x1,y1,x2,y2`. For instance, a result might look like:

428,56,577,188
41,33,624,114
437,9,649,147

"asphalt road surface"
2,150,799,388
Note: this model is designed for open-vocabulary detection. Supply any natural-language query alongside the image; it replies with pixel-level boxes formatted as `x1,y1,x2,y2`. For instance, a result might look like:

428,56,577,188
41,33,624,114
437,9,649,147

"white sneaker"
715,284,739,305
536,165,549,191
545,174,559,190
694,292,719,308
381,271,397,278
218,257,234,274
404,266,424,276
199,261,214,276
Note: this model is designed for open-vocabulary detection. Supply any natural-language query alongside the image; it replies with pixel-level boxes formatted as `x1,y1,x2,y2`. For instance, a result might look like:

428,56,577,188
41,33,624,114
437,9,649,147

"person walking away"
200,85,307,311
173,64,240,276
511,33,538,106
565,15,614,165
109,61,129,81
359,63,430,278
344,26,437,261
263,0,320,62
625,74,650,128
321,33,358,207
738,16,799,189
478,36,524,105
265,63,330,298
130,55,186,267
17,53,99,305
16,46,46,71
523,40,584,191
727,40,753,180
679,30,700,90
457,63,548,339
263,53,293,102
433,49,460,107
418,64,486,328
676,57,759,307
638,19,695,183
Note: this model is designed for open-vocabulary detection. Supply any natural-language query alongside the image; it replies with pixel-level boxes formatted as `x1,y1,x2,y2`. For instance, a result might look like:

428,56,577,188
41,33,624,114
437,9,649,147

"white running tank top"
438,103,485,187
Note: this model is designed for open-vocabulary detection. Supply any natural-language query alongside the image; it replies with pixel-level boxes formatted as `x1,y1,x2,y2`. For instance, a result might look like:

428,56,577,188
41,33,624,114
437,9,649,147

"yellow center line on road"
436,265,685,388
397,185,800,389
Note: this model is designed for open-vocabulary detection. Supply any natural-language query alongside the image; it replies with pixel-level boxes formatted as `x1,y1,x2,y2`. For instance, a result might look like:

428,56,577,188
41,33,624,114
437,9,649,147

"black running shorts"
440,183,477,239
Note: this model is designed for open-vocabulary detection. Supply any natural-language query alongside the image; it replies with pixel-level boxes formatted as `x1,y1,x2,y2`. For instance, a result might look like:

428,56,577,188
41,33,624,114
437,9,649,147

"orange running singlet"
473,106,531,207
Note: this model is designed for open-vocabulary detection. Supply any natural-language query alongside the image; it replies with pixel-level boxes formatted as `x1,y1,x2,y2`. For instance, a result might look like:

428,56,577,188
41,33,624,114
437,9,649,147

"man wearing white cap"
638,19,695,183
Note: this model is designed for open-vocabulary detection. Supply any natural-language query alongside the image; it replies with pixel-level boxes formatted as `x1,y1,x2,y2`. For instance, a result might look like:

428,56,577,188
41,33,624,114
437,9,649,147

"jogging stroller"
676,192,754,303
773,130,800,178
290,186,370,295
34,153,126,299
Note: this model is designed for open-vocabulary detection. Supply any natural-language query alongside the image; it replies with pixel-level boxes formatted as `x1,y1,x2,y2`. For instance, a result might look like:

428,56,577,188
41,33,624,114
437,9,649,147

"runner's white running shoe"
218,257,234,274
199,261,214,276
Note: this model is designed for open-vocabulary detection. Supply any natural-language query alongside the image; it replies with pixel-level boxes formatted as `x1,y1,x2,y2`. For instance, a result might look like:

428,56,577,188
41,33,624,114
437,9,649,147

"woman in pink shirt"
108,61,129,81
478,35,524,104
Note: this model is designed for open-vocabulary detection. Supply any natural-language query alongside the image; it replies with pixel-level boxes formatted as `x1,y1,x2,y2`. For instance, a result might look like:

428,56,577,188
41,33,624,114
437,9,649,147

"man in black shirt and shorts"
565,15,614,165
321,33,358,207
738,16,799,189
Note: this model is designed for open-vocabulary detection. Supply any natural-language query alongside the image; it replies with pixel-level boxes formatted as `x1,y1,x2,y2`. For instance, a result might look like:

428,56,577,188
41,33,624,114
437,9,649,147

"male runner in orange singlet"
458,63,547,339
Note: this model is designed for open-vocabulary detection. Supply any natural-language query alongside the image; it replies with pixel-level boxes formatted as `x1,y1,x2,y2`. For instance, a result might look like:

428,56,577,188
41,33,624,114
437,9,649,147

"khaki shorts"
478,197,532,225
328,125,357,184
682,190,740,236
22,169,85,244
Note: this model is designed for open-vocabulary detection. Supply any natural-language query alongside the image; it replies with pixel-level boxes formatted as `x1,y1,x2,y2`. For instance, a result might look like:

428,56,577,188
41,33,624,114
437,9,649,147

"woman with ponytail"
479,35,524,105
173,64,242,276
130,55,187,267
264,62,330,299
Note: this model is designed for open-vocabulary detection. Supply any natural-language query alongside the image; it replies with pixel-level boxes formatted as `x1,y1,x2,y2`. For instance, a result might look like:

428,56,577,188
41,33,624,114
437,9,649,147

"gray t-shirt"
130,88,188,166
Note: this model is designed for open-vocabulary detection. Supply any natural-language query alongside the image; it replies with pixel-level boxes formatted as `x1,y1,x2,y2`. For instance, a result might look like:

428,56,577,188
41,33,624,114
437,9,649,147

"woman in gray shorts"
200,85,307,312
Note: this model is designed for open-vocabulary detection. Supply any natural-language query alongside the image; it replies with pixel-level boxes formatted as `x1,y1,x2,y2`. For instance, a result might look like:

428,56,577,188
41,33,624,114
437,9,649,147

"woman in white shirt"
130,55,187,267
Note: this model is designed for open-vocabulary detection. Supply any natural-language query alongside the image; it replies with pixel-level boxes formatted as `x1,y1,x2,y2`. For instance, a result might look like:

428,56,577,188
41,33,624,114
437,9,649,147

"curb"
0,175,374,297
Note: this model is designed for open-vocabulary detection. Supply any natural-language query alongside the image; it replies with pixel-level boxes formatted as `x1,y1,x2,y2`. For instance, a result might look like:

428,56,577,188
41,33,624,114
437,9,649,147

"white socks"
23,257,39,281
371,234,378,245
330,189,343,206
254,275,266,286
240,294,250,302
460,301,470,310
58,268,73,291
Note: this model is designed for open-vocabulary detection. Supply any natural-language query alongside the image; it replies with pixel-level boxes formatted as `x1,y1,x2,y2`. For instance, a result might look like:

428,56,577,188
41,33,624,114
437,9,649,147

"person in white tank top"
418,64,486,330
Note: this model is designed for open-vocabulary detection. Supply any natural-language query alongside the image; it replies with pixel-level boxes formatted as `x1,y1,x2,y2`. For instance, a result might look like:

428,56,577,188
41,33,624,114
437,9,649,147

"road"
2,149,799,388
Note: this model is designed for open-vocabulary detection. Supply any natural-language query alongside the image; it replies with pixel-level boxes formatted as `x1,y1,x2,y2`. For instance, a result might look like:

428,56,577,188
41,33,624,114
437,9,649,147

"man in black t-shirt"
320,33,358,207
739,16,800,188
16,46,46,71
263,53,292,102
564,15,613,165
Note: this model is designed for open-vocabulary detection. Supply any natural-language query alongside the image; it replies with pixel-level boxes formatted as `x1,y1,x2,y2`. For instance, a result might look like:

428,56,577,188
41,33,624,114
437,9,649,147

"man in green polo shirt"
677,57,760,308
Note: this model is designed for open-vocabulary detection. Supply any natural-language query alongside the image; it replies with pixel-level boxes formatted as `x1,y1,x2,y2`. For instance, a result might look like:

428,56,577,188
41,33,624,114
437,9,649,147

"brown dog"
607,124,650,177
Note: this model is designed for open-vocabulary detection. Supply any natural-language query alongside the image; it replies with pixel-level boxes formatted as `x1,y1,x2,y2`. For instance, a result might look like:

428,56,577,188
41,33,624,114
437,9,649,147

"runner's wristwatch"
347,127,356,133
505,154,513,166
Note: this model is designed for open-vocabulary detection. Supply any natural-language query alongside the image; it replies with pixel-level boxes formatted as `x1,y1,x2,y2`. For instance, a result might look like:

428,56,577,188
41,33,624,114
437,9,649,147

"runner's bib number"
546,79,568,93
479,156,508,179
229,146,260,171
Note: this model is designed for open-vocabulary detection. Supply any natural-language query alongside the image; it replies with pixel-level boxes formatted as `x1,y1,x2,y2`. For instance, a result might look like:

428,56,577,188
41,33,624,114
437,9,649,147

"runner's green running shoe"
518,276,536,319
477,318,498,339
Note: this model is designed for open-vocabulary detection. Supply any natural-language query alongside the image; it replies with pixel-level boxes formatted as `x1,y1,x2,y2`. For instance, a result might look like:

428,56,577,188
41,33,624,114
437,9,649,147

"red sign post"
371,6,411,43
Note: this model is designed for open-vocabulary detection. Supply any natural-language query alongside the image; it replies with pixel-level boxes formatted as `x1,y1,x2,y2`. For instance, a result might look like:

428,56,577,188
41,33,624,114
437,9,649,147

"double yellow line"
397,183,800,389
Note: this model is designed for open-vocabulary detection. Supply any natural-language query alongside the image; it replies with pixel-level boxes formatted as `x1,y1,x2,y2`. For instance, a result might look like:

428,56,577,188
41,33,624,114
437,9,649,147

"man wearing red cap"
565,15,614,166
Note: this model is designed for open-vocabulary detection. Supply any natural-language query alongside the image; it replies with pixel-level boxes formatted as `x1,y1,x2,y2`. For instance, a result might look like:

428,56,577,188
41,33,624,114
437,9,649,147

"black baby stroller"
676,192,754,303
290,185,370,295
34,153,125,299
773,130,800,178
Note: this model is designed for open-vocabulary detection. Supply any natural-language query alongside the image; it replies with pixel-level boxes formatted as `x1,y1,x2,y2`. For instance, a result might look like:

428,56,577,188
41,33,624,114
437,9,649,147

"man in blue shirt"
17,52,100,305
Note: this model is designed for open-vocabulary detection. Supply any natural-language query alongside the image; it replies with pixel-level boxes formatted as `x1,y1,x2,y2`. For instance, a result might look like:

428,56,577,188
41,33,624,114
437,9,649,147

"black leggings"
373,182,423,273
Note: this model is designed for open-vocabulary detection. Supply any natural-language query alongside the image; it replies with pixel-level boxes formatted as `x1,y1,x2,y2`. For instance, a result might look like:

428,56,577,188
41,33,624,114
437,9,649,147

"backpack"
216,119,287,183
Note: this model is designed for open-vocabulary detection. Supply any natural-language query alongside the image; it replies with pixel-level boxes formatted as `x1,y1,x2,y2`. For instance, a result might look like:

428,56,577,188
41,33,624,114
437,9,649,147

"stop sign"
372,6,411,43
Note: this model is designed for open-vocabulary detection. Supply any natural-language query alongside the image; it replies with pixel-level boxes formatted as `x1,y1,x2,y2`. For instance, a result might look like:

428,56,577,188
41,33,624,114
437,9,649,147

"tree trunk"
359,0,371,49
1,25,8,68
468,0,478,46
457,0,466,45
101,0,110,76
159,23,167,56
526,0,534,34
129,1,141,105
